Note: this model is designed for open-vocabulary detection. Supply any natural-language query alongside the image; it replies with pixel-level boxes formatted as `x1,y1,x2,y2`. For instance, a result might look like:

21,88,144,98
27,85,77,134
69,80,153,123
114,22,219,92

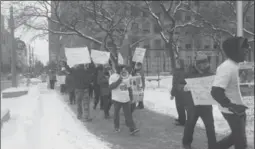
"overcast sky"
1,1,49,65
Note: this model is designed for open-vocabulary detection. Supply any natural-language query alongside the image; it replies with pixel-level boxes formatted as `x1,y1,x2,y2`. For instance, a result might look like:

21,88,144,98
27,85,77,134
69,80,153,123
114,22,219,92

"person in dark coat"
63,62,94,121
181,55,218,149
92,64,103,110
48,70,56,89
65,72,75,104
97,65,112,118
170,63,187,126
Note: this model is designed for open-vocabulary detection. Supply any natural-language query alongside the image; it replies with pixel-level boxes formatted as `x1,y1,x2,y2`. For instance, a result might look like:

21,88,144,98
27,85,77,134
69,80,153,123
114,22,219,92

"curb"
1,109,10,128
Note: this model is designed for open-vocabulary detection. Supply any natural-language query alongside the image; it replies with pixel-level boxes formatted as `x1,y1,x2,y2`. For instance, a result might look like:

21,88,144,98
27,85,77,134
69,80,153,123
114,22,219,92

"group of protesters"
171,36,250,149
57,60,144,135
47,36,250,148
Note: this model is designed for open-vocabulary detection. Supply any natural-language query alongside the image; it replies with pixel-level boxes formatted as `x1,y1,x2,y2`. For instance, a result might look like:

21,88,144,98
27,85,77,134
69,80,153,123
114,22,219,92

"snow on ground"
39,84,112,149
1,85,41,149
1,83,112,149
145,76,254,145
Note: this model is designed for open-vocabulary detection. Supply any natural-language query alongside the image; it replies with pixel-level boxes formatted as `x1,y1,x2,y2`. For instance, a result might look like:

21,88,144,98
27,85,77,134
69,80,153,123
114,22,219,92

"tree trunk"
166,37,176,74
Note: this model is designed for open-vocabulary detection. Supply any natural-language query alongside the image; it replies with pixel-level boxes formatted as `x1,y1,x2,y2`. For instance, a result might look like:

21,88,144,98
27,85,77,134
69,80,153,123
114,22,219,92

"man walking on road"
170,60,187,126
211,37,249,149
64,62,93,122
109,65,139,135
181,55,218,149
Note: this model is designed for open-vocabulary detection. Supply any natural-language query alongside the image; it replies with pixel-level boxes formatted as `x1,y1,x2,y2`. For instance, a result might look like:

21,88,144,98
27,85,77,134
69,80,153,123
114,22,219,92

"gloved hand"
227,103,248,116
170,96,175,100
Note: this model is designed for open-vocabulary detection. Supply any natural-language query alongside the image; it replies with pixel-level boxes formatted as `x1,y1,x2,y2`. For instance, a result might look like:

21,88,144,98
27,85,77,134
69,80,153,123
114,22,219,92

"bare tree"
13,1,153,67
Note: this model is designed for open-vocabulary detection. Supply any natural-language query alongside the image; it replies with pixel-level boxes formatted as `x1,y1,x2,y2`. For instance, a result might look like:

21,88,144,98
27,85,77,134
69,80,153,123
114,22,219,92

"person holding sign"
170,62,187,126
131,62,145,109
211,37,249,149
109,65,139,135
63,61,94,122
97,65,112,119
181,55,218,149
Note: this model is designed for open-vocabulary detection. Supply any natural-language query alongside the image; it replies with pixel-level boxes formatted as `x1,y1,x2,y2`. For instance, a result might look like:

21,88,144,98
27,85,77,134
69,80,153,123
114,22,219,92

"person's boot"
182,144,192,149
138,102,144,109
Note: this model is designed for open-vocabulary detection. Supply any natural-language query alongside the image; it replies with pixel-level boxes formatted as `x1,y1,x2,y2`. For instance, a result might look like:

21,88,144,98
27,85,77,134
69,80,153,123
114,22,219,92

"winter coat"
65,65,93,90
97,70,110,96
65,74,75,92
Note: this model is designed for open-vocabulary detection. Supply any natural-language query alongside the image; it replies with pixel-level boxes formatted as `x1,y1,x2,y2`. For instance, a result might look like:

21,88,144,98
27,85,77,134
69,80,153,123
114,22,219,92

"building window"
185,15,191,21
131,6,140,17
142,11,148,17
143,23,150,34
204,45,210,49
213,44,218,49
154,24,161,33
245,16,251,24
154,39,162,49
132,22,139,32
143,40,150,49
185,44,192,49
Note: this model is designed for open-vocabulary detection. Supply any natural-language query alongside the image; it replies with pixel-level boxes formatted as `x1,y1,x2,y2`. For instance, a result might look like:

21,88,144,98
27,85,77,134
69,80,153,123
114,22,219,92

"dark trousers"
182,105,218,149
50,80,55,89
102,95,112,116
94,85,103,109
60,84,66,93
175,96,186,124
89,84,93,98
137,101,144,108
218,113,247,149
75,89,90,119
69,90,75,104
113,101,136,131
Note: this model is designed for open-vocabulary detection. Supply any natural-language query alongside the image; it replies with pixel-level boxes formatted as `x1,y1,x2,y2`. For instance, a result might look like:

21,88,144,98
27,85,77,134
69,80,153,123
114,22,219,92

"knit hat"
195,53,208,64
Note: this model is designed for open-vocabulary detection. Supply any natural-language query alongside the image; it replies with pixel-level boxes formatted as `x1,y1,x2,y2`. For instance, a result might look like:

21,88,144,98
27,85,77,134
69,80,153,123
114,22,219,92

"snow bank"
1,86,42,149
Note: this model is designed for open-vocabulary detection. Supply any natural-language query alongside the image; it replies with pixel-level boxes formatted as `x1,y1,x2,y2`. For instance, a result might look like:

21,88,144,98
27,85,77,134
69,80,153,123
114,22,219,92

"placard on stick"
132,47,146,63
65,47,91,67
91,49,110,64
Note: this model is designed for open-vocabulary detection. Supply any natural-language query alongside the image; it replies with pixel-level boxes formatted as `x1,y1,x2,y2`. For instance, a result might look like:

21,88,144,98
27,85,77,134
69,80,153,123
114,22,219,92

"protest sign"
185,75,218,105
56,75,66,85
132,47,146,63
91,49,110,64
238,62,254,96
130,76,144,103
65,47,91,67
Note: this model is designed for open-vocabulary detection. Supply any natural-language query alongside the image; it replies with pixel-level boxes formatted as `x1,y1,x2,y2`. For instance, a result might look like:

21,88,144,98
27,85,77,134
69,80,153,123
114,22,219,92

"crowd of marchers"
46,36,250,149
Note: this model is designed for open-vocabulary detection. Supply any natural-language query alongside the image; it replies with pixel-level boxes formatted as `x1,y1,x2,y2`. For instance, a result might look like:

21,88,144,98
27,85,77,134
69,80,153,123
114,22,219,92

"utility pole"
236,1,243,37
10,6,17,87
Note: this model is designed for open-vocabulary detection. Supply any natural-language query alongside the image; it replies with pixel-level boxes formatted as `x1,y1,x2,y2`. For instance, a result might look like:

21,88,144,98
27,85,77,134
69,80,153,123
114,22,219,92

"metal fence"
143,57,172,76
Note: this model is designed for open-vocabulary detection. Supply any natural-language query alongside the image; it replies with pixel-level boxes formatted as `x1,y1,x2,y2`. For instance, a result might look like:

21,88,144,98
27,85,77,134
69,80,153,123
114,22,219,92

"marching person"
97,65,112,119
170,60,186,126
131,62,145,109
64,62,93,122
211,37,249,149
65,71,75,104
93,64,103,110
109,65,139,135
181,54,218,149
48,70,56,89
